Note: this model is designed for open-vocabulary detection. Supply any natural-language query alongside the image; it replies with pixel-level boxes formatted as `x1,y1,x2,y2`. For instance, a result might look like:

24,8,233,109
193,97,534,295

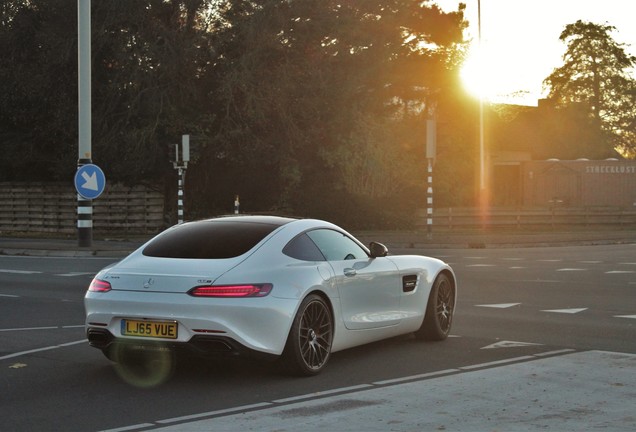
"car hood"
98,253,246,293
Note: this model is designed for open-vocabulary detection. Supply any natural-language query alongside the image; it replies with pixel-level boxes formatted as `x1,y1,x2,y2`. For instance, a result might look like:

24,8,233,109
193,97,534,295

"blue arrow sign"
74,164,106,200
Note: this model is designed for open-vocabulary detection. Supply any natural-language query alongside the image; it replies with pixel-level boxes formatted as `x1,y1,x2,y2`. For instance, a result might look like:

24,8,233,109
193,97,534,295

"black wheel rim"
299,299,332,370
436,279,454,333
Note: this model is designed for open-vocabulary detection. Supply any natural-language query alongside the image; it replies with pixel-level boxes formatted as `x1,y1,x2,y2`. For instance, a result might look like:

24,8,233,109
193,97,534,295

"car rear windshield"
142,220,283,259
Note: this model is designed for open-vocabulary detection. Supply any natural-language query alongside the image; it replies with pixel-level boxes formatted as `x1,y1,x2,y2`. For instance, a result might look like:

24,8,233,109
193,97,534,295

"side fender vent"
402,275,418,292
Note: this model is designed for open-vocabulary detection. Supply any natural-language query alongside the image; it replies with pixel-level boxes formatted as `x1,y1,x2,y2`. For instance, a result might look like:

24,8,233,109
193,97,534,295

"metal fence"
418,207,636,230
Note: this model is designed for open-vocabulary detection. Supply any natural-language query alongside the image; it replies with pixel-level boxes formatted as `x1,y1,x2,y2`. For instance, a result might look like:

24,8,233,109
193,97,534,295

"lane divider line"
0,339,87,361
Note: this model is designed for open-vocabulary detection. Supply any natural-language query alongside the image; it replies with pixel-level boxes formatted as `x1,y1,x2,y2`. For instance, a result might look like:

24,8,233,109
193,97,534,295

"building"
489,101,635,209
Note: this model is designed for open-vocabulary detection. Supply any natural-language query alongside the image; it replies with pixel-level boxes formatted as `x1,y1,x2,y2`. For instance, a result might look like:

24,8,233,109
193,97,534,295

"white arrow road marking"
81,171,98,191
481,341,543,349
476,303,521,308
615,315,636,319
542,308,588,314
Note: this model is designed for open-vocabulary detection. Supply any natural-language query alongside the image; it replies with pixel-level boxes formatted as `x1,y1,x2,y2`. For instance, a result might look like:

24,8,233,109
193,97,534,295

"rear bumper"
84,290,299,355
86,327,278,361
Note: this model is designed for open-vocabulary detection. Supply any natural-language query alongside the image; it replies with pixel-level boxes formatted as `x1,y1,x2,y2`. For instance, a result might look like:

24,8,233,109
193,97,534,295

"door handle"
344,268,357,277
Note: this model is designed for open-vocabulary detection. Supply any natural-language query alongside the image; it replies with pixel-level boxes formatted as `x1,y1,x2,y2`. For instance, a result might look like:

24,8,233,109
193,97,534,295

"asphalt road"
0,244,635,431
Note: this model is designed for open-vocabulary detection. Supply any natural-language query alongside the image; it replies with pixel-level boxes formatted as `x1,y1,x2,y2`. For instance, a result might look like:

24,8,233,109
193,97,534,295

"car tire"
281,294,333,376
415,273,455,341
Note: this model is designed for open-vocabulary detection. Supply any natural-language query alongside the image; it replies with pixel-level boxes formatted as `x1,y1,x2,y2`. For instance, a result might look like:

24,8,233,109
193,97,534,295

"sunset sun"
459,45,541,105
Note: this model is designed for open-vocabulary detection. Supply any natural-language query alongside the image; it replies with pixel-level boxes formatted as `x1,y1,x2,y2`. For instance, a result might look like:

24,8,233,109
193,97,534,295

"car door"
306,229,402,330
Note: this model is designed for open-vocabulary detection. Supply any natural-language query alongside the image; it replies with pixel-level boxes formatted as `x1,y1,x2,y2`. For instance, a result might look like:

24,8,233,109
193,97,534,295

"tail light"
188,283,272,298
88,278,112,292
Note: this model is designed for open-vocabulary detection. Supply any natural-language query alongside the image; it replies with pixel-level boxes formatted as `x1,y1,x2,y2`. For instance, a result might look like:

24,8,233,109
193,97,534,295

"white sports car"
85,216,456,375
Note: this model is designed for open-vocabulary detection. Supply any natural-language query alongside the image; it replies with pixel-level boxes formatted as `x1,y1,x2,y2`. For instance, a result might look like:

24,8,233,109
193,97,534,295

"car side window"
282,233,326,261
306,229,369,261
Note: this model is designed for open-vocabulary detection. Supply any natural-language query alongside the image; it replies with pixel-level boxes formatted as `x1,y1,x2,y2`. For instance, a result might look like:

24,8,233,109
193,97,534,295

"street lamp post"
478,0,488,222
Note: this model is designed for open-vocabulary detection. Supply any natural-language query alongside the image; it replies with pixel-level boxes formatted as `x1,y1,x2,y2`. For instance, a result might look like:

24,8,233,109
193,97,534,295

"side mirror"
369,241,388,258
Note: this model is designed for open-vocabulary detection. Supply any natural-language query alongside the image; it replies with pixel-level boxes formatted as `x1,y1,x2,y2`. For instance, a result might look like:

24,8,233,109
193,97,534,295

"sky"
435,0,636,106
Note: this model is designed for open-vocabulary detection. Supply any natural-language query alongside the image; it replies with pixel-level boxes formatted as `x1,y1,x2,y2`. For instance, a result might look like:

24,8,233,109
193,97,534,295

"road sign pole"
173,135,189,224
426,119,436,239
177,167,184,224
78,0,92,247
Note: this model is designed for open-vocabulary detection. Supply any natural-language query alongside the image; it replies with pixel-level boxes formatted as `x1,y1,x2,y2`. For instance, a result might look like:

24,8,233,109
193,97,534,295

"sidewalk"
1,227,635,257
115,350,636,432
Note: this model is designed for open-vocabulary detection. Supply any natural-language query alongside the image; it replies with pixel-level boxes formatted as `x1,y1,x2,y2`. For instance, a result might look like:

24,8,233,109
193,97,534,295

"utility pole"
77,0,92,247
478,0,488,221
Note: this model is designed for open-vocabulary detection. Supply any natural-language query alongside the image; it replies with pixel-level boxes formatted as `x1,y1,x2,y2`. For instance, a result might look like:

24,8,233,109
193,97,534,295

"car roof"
199,215,298,226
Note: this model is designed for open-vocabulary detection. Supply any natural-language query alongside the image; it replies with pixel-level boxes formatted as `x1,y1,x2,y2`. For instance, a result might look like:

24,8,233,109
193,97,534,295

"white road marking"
606,270,636,274
542,308,588,314
155,403,273,425
0,339,86,361
467,264,496,267
539,259,562,262
481,341,542,349
0,325,84,332
1,255,114,260
521,279,562,283
459,355,536,370
0,326,57,332
476,303,521,308
274,385,374,403
556,268,587,272
0,293,19,298
0,269,95,277
0,269,42,274
97,423,155,432
509,266,526,269
373,369,458,385
615,315,636,319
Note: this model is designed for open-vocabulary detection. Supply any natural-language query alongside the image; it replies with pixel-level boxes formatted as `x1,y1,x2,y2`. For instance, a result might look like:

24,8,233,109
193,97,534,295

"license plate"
121,319,178,339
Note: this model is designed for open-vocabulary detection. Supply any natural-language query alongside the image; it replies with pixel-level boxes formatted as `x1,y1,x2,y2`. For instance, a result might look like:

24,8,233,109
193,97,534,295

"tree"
189,0,469,223
0,0,214,183
543,20,636,158
0,0,473,228
0,1,78,181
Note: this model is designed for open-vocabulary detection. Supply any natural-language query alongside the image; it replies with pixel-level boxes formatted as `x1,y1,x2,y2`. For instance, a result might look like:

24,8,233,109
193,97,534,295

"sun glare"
460,46,541,106
460,48,490,100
